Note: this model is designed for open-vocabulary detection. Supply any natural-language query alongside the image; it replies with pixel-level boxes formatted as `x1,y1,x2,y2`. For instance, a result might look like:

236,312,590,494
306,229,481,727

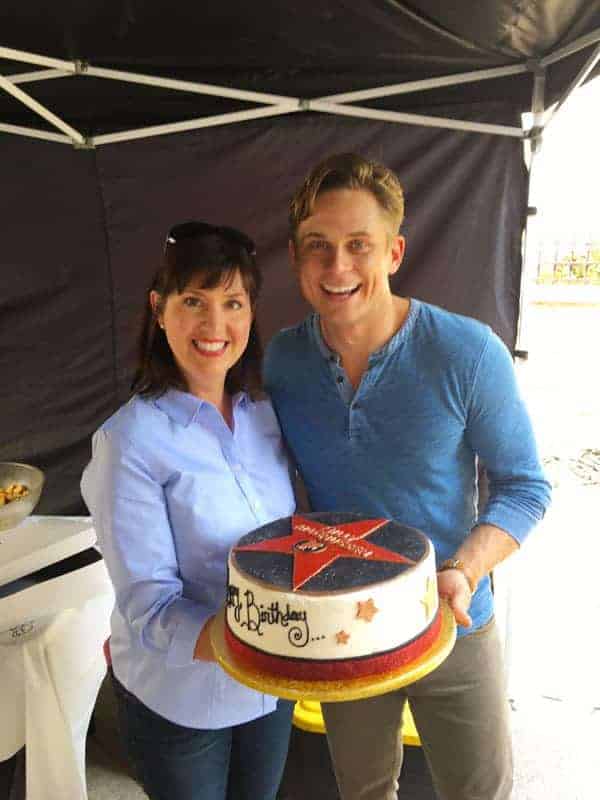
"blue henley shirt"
264,299,551,636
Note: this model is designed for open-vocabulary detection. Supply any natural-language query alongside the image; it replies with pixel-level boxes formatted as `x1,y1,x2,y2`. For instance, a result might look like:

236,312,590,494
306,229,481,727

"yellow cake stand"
292,698,421,746
210,599,456,703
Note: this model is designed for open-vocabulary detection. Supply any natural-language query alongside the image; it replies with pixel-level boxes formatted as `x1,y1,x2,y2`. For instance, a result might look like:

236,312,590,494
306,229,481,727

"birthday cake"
225,512,441,681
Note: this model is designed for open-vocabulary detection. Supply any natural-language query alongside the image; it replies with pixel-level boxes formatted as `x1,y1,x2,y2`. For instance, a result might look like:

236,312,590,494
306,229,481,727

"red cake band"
224,607,443,681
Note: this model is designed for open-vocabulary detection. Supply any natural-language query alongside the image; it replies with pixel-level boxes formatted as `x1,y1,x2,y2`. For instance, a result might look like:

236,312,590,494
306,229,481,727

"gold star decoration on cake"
356,598,379,622
335,630,350,645
420,577,437,619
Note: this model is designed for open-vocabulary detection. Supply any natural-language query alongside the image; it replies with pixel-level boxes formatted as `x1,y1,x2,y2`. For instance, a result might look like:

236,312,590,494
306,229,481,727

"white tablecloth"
0,542,114,800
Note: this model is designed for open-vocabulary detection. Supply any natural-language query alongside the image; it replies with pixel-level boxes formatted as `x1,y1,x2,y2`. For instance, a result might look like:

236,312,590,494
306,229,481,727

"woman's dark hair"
131,221,264,400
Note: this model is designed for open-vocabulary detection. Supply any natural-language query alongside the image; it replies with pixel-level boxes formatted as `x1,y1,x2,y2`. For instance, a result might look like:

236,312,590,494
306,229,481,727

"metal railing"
536,239,600,284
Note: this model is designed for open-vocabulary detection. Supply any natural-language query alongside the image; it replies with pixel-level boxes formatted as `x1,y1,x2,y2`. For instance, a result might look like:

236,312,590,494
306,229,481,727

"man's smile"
321,282,361,297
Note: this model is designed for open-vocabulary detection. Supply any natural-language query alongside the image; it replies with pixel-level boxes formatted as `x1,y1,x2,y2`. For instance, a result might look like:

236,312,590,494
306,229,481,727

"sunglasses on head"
164,221,256,257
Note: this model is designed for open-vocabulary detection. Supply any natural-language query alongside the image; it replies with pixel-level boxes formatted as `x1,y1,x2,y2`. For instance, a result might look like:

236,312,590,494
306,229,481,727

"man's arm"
441,329,551,627
437,523,518,627
464,330,552,543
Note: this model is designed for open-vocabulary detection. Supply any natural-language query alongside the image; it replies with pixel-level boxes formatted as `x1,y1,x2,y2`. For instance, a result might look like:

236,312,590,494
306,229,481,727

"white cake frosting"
226,514,438,663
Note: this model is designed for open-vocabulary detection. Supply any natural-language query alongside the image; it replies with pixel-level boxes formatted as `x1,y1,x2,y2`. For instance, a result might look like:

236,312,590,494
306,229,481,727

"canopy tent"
1,1,599,514
2,2,600,145
1,1,600,143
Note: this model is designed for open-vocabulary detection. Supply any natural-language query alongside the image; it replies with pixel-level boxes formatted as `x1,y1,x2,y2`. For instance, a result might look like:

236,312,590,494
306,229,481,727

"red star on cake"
235,515,416,590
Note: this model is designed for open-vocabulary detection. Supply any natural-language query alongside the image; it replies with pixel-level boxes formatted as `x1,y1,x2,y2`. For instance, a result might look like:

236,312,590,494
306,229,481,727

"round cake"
225,512,441,681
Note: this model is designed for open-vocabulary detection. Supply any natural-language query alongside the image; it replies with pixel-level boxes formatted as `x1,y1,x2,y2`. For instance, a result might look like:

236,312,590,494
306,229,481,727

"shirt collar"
310,298,421,364
153,388,249,427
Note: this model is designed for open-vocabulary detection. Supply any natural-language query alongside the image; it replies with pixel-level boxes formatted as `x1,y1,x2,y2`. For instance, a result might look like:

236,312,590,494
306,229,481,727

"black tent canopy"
1,2,600,144
1,2,599,513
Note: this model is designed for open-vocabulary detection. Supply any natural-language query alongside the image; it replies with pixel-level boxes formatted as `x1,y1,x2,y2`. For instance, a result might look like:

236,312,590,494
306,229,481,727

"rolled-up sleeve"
465,331,552,543
81,429,210,668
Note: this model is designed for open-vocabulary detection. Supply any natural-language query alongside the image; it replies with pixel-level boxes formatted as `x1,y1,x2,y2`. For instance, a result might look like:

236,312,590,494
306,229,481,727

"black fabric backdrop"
0,102,527,514
2,1,599,512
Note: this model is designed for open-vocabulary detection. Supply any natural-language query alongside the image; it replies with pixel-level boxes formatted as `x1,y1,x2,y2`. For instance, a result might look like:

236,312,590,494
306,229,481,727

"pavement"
496,294,600,800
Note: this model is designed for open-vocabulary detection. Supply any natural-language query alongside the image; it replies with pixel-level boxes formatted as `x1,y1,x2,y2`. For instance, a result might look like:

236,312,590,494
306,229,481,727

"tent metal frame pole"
310,100,524,137
6,69,71,85
92,101,523,146
0,73,85,144
1,46,297,104
543,41,600,129
0,122,71,143
2,33,598,147
82,65,298,105
91,104,301,145
516,63,546,355
506,63,548,697
523,63,547,152
539,26,600,68
318,64,528,104
515,67,546,358
0,46,75,71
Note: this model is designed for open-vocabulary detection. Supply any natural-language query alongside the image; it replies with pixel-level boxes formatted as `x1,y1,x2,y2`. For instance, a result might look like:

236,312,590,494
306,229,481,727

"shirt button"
232,463,242,472
336,376,344,384
253,500,261,510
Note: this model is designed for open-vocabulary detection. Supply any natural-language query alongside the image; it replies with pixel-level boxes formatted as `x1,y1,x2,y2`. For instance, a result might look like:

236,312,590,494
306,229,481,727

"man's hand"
438,522,519,629
193,617,216,662
437,569,473,628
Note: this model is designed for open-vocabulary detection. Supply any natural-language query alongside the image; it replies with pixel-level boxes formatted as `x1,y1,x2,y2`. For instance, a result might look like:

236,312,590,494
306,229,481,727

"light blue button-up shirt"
81,389,295,729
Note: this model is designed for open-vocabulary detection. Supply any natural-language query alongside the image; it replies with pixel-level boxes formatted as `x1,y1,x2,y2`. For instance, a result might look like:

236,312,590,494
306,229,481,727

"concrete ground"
496,291,600,800
84,292,600,799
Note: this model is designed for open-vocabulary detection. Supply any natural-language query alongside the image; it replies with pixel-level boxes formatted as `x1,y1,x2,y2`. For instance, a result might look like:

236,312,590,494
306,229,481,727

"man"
264,153,551,800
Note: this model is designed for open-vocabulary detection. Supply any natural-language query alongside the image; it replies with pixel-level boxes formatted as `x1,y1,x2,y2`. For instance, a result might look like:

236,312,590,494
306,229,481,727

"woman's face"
151,269,253,400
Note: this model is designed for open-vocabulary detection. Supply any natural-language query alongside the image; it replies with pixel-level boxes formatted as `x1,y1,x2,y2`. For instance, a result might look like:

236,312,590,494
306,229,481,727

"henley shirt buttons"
336,376,344,384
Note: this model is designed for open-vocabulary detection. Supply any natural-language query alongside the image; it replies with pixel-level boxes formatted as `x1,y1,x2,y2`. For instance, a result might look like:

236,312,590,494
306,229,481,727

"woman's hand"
193,617,217,661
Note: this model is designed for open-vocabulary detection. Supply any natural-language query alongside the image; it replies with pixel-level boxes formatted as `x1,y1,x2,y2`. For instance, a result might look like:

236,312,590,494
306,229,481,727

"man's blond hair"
289,152,405,241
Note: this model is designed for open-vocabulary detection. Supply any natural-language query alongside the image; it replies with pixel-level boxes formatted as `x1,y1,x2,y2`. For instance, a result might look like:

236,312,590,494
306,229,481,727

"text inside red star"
234,515,416,590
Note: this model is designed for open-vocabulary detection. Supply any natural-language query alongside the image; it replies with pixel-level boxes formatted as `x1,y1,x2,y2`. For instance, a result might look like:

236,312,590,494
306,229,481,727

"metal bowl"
0,462,45,532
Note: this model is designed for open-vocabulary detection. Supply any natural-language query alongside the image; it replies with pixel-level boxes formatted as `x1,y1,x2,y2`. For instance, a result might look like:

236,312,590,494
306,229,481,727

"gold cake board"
210,600,456,703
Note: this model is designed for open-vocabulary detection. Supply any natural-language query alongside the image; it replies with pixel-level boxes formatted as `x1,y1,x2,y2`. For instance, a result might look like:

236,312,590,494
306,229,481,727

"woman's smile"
192,338,229,356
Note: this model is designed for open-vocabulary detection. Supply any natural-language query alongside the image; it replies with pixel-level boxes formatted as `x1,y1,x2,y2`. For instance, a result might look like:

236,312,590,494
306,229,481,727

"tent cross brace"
1,27,599,148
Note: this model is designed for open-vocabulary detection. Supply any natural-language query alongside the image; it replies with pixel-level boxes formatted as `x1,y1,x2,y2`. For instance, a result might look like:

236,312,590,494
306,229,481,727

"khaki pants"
321,619,513,800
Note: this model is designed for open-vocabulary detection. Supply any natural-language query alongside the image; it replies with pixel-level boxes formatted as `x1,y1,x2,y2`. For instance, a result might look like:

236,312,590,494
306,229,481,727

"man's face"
291,188,405,331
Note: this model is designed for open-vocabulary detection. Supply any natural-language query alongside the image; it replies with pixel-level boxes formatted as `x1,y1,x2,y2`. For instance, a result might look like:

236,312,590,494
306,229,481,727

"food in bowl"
0,463,45,531
0,482,31,506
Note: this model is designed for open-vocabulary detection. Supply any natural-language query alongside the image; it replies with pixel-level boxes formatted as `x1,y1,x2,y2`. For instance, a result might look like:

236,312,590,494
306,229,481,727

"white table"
0,516,114,800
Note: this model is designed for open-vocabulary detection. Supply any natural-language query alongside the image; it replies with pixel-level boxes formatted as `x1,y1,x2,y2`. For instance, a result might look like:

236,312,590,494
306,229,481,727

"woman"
81,221,296,800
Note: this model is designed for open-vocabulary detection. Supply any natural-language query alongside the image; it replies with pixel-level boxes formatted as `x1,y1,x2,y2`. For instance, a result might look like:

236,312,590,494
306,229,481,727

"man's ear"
288,239,298,272
388,235,406,276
